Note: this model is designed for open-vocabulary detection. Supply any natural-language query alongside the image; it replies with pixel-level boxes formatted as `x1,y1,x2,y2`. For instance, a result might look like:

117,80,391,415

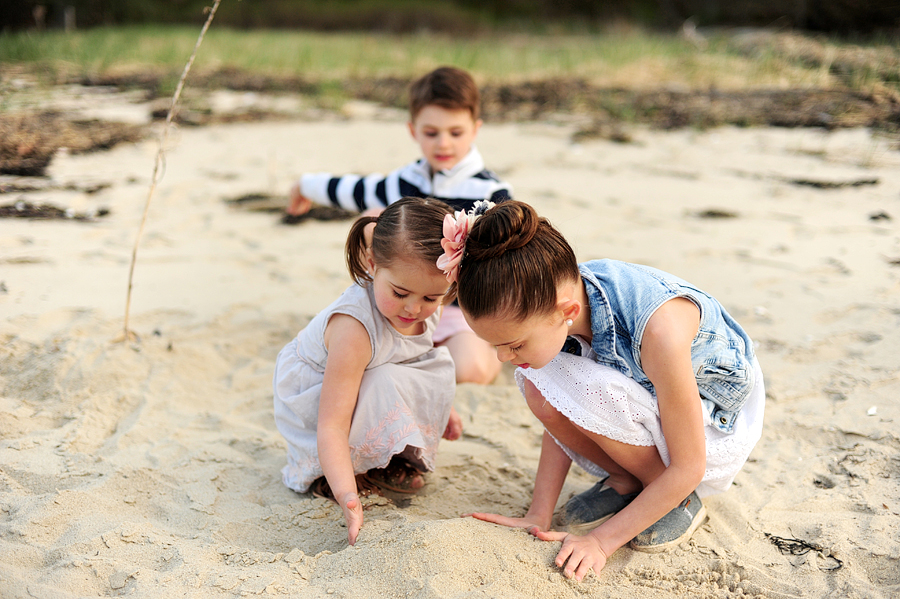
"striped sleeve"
299,166,432,213
300,172,394,213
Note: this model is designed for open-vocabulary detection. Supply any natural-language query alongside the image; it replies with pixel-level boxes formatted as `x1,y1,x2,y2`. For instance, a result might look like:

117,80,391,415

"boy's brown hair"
408,66,480,121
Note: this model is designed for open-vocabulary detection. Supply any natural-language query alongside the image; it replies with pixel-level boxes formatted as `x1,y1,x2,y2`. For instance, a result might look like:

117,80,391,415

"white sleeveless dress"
273,283,456,493
516,336,765,497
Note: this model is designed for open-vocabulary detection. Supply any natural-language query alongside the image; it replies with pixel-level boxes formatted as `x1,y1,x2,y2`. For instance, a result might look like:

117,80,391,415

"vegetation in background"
1,25,898,176
2,26,898,93
2,0,897,35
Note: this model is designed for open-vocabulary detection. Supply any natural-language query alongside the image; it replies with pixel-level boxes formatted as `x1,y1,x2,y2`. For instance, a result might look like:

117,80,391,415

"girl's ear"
557,281,582,323
560,298,581,324
365,247,377,274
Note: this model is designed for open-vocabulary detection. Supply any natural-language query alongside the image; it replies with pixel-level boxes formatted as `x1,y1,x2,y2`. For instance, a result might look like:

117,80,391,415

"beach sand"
1,100,899,598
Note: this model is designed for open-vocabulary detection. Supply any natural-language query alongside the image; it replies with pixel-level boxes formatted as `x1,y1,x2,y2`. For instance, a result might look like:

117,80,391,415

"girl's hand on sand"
287,183,312,216
533,530,608,581
464,512,547,534
338,491,364,545
442,406,463,440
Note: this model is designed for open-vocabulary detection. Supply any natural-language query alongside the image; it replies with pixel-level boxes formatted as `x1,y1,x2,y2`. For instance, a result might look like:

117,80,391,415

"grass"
2,25,897,139
3,24,896,95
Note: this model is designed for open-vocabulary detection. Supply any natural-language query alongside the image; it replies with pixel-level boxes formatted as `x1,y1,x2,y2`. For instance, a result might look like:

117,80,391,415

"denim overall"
570,260,756,434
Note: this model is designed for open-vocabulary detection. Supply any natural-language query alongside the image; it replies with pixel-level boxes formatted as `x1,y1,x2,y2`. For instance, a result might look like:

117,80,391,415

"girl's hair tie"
436,200,494,283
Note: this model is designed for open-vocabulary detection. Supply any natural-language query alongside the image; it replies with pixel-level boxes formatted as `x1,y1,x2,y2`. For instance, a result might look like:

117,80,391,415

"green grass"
0,26,805,86
0,25,693,79
1,25,897,95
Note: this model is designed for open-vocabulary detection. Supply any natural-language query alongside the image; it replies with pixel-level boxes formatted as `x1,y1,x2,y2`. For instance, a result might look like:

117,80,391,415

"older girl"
441,201,764,580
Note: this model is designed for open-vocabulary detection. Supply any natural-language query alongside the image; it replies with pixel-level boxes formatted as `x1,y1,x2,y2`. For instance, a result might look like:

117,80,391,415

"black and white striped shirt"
299,147,512,213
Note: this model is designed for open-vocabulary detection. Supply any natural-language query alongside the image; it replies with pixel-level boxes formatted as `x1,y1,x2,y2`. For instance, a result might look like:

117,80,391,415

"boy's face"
408,105,482,174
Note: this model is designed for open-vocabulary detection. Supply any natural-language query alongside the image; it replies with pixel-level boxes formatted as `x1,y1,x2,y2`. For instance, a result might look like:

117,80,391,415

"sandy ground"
1,101,899,598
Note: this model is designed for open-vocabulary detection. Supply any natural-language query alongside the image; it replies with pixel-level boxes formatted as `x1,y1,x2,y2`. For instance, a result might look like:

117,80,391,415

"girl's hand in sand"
338,491,364,545
287,182,312,216
442,406,463,440
464,512,549,534
532,530,609,581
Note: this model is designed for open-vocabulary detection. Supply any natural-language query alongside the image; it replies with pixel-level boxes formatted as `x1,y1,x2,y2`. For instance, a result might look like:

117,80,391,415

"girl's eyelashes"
392,289,445,302
511,344,524,352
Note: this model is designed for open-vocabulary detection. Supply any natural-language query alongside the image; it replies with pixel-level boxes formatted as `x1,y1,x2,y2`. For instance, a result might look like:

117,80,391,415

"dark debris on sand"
696,209,739,219
68,70,900,135
0,200,110,221
0,112,146,177
280,206,355,225
224,193,354,224
787,177,880,189
0,179,111,195
331,77,900,136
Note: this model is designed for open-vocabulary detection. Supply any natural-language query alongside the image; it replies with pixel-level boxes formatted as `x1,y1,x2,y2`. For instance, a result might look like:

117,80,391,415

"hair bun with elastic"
468,201,539,261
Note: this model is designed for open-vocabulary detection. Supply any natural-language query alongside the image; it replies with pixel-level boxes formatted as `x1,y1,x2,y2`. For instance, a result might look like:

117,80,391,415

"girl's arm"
591,297,706,551
318,313,372,545
535,297,706,581
468,430,571,532
524,431,572,529
639,297,707,490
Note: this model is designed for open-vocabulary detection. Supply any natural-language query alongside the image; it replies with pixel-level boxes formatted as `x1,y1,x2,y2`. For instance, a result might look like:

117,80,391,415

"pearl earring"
565,319,573,327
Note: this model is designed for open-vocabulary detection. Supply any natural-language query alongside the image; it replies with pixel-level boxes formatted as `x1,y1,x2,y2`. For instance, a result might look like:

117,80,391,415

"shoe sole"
628,504,708,553
565,512,617,536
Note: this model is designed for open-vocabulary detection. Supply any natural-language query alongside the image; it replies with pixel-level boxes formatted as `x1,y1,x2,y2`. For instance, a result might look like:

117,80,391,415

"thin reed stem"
118,0,221,343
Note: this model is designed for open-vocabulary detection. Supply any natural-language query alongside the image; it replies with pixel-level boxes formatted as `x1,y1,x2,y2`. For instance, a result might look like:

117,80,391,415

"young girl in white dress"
440,200,764,581
274,197,463,546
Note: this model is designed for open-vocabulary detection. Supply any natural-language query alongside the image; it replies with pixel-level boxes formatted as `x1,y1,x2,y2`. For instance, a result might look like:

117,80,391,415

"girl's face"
369,256,450,335
467,310,570,370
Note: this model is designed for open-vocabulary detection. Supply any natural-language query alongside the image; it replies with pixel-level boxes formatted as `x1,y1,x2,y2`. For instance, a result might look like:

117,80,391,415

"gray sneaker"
629,491,707,553
563,478,640,536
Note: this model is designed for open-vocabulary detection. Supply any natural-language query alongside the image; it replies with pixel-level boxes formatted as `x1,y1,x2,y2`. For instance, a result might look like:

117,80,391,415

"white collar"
413,147,485,193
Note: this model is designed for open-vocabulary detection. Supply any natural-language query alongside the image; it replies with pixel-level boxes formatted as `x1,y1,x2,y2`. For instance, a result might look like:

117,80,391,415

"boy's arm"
295,165,411,214
488,186,513,203
288,181,312,215
487,176,513,203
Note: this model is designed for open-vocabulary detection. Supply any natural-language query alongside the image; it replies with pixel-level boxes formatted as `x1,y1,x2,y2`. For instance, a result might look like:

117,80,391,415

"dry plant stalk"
116,0,222,343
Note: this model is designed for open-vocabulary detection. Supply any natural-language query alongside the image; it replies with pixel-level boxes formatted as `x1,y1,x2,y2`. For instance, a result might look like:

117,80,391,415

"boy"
288,66,512,216
288,66,511,385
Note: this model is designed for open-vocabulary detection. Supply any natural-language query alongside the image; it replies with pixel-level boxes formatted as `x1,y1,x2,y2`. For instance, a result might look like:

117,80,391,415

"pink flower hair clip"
436,201,494,283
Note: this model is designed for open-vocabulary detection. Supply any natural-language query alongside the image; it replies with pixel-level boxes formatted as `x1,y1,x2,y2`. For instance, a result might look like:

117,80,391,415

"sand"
1,96,899,598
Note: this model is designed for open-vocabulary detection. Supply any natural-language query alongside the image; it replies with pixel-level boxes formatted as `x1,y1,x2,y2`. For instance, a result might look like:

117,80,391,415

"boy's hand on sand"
338,491,364,545
533,530,608,581
287,182,312,216
442,406,463,440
